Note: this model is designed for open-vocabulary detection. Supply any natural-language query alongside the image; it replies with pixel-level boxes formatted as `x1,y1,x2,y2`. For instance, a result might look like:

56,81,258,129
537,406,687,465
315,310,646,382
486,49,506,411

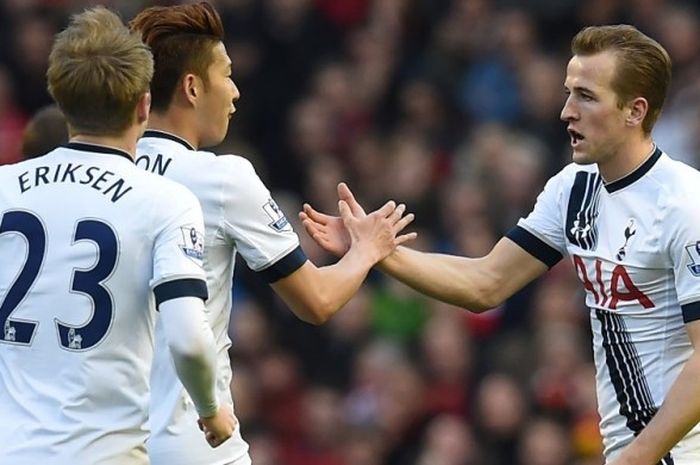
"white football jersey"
137,130,306,465
0,143,208,464
508,147,700,462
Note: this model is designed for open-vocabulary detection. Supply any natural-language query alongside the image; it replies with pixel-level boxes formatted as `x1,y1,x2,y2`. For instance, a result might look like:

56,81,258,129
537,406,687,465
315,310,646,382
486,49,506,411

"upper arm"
476,236,551,307
220,157,302,271
687,319,700,348
150,185,208,309
665,180,700,324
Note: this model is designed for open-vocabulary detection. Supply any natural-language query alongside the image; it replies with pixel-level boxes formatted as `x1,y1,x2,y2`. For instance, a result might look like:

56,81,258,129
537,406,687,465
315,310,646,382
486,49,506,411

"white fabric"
138,132,302,465
0,145,207,464
160,297,218,417
516,150,700,459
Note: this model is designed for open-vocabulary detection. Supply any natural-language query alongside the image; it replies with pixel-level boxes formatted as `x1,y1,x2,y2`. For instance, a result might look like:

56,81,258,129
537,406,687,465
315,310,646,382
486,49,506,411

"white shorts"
147,415,250,465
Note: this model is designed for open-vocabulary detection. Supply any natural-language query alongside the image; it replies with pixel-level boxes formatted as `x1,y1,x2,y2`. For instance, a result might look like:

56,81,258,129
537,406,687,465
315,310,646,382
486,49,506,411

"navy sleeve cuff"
153,278,208,310
505,226,563,268
257,246,308,283
682,301,700,323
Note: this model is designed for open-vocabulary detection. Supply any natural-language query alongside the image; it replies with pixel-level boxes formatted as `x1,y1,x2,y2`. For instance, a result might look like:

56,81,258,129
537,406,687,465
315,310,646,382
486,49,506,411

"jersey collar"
604,146,662,193
142,130,196,151
63,142,134,163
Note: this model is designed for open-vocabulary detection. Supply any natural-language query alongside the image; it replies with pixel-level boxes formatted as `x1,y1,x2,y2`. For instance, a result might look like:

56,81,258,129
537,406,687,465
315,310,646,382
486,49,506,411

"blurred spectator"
0,66,28,165
7,1,700,463
21,104,68,159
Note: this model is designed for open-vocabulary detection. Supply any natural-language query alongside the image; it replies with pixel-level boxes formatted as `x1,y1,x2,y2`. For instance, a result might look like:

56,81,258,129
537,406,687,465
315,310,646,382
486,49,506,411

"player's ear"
136,92,151,124
183,74,200,106
626,97,648,128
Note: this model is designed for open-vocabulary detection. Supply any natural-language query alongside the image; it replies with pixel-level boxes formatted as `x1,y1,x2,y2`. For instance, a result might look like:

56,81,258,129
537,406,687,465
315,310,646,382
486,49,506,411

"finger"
303,203,331,224
395,232,418,246
338,200,352,223
393,212,415,233
338,183,366,216
301,218,320,235
303,220,330,242
388,203,406,222
375,200,397,218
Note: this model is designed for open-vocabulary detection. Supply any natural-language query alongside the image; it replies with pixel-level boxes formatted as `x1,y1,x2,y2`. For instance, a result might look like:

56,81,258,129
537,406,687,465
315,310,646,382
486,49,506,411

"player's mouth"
568,128,585,147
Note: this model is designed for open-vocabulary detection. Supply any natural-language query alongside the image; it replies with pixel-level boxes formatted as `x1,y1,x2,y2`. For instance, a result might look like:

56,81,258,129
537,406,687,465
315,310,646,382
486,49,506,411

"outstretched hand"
299,183,416,258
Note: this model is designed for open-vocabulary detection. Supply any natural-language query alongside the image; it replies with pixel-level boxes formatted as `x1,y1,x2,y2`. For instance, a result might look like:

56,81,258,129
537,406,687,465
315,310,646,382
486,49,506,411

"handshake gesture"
300,182,416,260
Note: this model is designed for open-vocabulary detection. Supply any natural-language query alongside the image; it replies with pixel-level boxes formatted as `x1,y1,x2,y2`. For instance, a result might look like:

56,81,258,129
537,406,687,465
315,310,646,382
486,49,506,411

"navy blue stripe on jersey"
605,146,662,193
505,226,563,268
681,301,700,323
153,278,208,309
596,309,673,465
257,246,308,283
565,171,602,250
63,142,134,162
142,130,196,151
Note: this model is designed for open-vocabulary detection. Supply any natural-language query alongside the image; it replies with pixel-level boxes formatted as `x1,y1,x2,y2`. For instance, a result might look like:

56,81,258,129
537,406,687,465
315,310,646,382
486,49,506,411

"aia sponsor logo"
573,255,653,310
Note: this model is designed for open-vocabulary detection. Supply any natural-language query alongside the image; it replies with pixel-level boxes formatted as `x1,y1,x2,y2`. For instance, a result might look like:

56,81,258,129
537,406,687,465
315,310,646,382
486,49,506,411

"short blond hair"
47,7,153,135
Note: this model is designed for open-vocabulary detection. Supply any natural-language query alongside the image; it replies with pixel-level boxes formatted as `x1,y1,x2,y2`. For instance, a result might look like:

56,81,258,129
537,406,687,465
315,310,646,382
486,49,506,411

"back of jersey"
0,144,206,465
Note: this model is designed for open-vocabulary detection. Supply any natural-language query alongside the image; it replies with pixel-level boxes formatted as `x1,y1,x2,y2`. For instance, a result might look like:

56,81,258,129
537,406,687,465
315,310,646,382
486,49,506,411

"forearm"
272,247,374,325
160,297,219,417
614,352,700,465
377,246,496,311
376,238,548,312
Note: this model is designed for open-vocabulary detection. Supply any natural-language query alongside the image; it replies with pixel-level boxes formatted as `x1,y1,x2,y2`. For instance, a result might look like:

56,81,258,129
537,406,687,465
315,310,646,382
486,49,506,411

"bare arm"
300,182,548,311
608,319,700,465
378,237,548,311
272,200,415,325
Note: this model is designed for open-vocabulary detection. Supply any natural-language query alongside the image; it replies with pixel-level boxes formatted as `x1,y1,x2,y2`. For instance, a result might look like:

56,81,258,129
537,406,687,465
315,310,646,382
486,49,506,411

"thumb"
338,182,365,216
338,200,352,223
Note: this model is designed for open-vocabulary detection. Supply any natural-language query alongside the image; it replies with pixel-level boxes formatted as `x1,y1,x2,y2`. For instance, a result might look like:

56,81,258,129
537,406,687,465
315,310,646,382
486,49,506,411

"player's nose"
560,96,577,121
231,81,240,103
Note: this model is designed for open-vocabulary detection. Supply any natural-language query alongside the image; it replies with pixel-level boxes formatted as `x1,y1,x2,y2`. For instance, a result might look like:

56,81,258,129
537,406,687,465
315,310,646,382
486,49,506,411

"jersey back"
137,131,306,465
0,143,207,465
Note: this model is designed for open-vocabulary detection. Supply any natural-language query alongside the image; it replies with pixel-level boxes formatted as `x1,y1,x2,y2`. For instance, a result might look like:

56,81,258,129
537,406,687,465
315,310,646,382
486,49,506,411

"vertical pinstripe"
596,309,674,464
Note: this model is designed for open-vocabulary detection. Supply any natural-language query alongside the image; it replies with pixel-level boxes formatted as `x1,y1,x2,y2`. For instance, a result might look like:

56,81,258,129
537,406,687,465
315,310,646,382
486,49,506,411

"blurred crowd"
2,0,700,464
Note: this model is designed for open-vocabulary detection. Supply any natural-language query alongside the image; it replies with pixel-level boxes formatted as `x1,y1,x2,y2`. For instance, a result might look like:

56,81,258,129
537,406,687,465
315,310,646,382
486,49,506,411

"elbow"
294,298,334,326
168,332,210,362
462,283,503,313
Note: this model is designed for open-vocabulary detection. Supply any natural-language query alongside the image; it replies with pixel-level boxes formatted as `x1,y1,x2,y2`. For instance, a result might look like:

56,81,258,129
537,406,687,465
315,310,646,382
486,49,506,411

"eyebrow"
564,85,595,95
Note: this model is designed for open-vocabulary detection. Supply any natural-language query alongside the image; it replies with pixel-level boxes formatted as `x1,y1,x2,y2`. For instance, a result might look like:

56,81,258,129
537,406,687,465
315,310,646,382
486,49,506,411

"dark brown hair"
571,25,671,134
129,1,224,112
22,105,69,159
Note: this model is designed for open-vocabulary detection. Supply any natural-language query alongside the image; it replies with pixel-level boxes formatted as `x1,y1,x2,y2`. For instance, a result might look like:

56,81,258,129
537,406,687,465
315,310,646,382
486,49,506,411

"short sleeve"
220,157,306,282
149,185,208,308
666,190,700,322
506,169,569,268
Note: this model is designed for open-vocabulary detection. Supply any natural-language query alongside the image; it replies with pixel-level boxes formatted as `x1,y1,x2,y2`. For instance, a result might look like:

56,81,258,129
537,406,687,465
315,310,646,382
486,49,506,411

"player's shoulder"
125,159,201,206
560,161,598,178
655,151,700,195
653,151,700,218
200,150,255,174
541,161,596,193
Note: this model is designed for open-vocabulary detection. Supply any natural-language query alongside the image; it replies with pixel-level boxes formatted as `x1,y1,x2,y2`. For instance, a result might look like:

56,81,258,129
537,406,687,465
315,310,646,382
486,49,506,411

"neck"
70,129,140,160
598,135,655,183
147,110,200,150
